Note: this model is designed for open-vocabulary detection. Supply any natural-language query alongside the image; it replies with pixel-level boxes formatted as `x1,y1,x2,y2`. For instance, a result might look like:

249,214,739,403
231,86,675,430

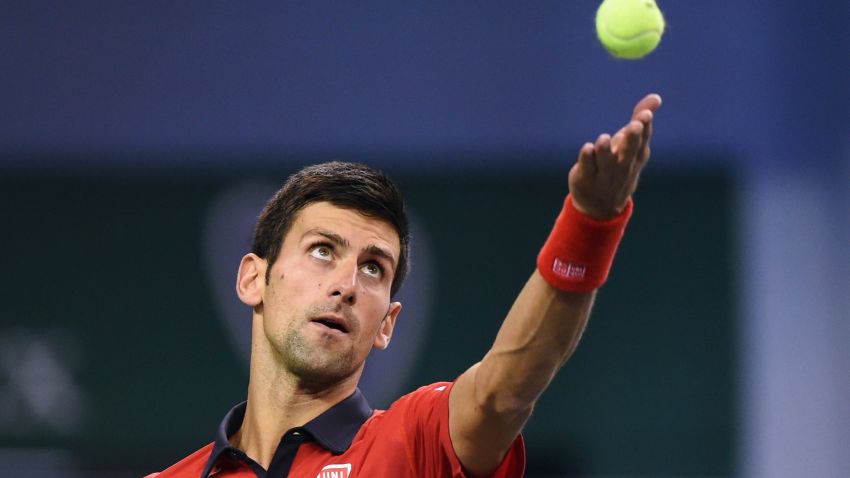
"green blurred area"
0,165,735,476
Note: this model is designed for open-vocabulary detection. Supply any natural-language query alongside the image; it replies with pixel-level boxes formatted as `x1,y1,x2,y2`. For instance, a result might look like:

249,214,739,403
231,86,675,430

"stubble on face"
268,294,363,390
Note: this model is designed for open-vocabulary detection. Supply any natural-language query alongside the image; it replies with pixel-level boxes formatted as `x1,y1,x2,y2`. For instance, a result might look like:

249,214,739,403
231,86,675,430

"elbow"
473,362,540,418
479,392,536,418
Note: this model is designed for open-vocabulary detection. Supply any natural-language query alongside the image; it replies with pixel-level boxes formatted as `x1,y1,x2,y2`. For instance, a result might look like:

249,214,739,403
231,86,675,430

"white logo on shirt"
316,463,351,478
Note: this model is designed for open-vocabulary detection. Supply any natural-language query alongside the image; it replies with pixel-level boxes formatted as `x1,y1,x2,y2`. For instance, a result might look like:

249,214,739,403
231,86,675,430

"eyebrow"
303,228,397,270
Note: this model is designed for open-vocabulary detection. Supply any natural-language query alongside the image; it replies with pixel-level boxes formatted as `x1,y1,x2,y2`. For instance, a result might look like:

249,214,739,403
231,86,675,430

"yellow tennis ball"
596,0,665,60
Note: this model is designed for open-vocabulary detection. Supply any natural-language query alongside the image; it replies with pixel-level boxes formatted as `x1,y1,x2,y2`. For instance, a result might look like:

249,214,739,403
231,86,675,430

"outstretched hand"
569,94,662,220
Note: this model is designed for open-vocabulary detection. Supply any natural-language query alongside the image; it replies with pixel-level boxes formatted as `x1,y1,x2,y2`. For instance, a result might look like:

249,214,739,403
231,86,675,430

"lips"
311,314,350,334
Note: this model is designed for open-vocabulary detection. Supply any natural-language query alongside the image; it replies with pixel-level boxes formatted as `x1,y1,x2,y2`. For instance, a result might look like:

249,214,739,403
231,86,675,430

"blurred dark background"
1,2,848,477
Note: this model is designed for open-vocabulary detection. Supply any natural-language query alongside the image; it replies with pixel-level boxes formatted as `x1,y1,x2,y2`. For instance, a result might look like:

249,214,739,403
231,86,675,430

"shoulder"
355,382,524,477
355,382,452,439
368,382,452,426
145,442,215,478
389,382,453,413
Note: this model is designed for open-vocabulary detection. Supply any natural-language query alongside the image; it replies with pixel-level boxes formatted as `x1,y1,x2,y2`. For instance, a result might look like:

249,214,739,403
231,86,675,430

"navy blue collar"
200,389,373,478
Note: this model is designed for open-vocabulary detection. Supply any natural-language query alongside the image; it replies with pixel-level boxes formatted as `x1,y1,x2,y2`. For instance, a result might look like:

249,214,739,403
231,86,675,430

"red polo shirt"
148,381,525,478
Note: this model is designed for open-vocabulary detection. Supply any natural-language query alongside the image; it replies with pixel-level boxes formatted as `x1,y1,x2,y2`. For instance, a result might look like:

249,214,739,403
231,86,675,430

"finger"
610,121,634,154
618,120,644,164
576,142,598,176
635,109,654,164
610,129,624,154
594,133,616,172
631,93,662,120
628,94,660,166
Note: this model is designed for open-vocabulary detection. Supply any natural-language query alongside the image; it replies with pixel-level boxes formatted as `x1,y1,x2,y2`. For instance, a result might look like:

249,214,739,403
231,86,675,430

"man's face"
257,201,402,389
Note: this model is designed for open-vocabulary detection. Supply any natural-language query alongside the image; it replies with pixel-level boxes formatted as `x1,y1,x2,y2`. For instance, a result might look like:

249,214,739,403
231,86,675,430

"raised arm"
449,94,662,476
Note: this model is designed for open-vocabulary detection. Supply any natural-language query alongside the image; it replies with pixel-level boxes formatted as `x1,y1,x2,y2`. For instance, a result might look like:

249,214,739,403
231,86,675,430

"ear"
236,253,267,307
373,301,402,350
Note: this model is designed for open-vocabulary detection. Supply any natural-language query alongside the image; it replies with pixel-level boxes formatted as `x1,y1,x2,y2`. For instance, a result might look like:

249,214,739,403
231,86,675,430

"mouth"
311,315,350,334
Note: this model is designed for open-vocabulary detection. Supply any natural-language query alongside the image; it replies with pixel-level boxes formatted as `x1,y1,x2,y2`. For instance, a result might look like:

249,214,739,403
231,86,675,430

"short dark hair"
251,161,410,297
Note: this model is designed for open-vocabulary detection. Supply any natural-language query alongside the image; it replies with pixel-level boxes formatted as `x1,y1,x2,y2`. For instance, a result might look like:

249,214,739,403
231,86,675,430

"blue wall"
2,1,846,170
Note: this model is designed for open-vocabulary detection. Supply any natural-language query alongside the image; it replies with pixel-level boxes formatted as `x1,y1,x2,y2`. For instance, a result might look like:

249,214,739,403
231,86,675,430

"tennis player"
148,94,661,478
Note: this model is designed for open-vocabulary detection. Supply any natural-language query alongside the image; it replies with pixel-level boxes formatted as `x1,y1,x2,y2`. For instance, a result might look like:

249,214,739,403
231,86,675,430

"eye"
310,244,333,261
361,262,383,278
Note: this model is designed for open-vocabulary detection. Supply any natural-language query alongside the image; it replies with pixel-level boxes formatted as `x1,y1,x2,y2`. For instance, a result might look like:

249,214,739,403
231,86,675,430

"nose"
327,259,358,306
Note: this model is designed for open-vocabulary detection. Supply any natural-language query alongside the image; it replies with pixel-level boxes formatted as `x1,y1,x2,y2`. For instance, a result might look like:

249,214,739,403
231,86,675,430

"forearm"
448,271,597,476
475,270,595,414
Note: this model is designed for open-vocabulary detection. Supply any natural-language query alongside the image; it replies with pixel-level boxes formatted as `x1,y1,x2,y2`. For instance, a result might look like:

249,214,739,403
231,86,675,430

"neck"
229,321,362,469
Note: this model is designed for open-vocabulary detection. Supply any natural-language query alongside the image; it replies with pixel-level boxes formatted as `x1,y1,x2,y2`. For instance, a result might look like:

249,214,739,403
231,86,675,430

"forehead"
287,201,400,251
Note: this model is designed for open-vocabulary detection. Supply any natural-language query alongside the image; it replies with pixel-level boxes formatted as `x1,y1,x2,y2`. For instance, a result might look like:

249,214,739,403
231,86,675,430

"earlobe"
236,253,266,307
374,302,402,350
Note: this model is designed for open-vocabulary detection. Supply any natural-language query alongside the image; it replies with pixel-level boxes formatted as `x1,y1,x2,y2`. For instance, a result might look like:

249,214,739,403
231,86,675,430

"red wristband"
537,195,633,292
